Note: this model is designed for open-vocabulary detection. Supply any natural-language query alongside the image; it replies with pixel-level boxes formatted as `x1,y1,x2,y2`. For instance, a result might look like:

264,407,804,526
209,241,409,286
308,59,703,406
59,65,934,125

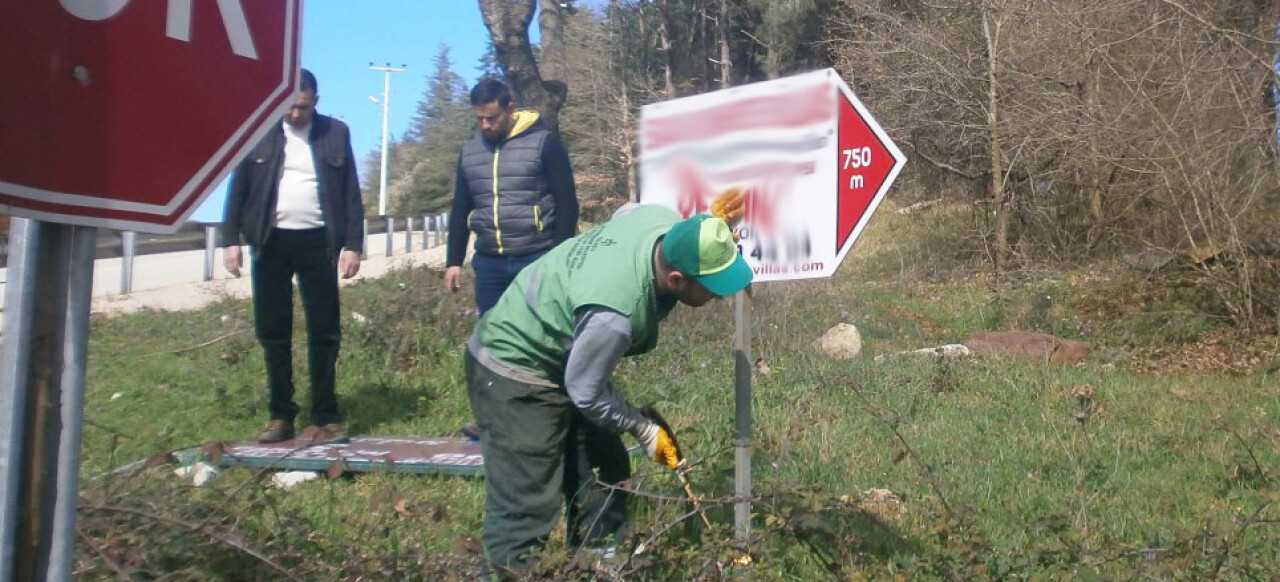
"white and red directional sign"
639,69,906,282
0,0,302,233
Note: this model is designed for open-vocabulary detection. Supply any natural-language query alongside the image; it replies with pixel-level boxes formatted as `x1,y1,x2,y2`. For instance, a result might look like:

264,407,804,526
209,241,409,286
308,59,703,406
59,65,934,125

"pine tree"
406,45,468,143
476,39,504,82
385,44,475,214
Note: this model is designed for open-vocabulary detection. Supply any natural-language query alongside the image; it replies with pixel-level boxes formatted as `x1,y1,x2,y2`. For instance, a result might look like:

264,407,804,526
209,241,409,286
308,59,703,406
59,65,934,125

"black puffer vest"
459,112,558,256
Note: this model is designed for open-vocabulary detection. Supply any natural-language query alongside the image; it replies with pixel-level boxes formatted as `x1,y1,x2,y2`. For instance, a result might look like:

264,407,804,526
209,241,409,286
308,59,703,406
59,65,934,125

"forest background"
375,0,1280,332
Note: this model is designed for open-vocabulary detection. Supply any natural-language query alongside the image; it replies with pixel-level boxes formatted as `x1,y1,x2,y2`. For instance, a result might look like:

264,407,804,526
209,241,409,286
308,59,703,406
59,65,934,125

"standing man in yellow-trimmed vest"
443,78,578,314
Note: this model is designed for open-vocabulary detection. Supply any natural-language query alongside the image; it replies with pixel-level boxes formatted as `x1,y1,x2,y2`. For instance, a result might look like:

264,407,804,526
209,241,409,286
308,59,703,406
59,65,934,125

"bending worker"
463,193,750,574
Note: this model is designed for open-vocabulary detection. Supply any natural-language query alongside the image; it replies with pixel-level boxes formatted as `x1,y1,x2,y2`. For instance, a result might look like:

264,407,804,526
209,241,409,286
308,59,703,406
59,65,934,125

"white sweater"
275,120,324,229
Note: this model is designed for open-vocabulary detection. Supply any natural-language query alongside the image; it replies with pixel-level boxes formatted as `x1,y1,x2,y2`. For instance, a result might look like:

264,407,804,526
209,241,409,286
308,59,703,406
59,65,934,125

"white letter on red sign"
61,0,259,60
60,0,130,20
166,0,259,60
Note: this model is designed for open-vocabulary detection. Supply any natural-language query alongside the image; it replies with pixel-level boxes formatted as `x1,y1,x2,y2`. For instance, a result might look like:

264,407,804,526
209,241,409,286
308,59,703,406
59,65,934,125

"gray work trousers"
464,350,631,570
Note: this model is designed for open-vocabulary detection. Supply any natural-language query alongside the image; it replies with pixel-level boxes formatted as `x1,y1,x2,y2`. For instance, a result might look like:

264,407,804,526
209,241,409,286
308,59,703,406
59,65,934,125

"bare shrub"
831,0,1280,326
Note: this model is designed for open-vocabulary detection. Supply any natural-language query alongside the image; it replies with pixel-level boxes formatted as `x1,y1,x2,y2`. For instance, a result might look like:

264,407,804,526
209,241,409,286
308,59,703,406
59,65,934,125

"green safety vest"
475,204,680,382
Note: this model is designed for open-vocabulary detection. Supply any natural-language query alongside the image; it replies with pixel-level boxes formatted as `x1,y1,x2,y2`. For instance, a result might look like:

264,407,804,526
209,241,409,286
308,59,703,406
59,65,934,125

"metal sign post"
0,219,40,582
0,218,97,581
732,291,753,541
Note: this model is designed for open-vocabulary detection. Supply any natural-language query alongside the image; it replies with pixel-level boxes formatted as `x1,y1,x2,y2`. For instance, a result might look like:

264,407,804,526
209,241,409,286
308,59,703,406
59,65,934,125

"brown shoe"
313,423,349,445
257,419,295,443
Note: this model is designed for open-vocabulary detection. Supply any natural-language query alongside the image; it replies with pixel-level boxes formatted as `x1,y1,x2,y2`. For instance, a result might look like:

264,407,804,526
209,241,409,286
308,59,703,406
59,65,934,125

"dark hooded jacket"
446,110,577,264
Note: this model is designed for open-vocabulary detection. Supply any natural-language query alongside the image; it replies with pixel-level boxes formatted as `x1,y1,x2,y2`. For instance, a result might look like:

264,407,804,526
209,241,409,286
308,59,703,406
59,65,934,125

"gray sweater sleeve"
564,306,650,435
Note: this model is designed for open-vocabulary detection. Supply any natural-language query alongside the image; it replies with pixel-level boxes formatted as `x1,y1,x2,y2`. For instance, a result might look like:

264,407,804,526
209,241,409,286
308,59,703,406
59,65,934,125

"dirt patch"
964,331,1092,365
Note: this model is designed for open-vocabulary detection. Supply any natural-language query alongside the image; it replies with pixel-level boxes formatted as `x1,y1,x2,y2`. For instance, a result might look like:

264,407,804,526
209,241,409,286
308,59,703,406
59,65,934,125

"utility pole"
368,62,406,217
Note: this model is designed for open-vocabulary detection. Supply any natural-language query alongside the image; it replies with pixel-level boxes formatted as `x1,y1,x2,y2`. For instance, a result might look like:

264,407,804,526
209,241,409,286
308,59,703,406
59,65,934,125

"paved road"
0,232,456,324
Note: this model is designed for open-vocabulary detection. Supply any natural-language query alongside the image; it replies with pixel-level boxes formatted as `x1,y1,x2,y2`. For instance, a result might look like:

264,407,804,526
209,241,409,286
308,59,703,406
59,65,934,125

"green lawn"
77,211,1278,580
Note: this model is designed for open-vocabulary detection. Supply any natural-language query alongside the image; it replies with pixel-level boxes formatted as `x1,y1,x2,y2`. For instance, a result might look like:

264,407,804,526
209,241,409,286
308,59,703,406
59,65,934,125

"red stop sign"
0,0,301,233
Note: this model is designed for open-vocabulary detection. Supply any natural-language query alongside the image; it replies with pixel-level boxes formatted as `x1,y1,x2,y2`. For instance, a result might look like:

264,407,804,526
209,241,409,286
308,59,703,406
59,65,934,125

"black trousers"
464,350,631,569
252,228,342,426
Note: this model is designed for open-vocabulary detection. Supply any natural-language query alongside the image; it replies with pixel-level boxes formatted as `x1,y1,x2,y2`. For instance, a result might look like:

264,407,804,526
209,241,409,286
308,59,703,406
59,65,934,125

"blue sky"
191,1,495,221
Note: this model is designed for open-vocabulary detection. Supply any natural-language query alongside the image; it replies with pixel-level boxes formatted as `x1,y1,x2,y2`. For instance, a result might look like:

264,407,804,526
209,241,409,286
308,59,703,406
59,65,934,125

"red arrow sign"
837,91,898,253
0,0,300,232
640,69,904,282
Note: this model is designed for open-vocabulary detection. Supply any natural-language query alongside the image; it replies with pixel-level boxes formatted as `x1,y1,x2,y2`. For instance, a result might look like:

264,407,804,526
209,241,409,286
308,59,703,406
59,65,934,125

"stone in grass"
875,344,972,363
271,471,321,490
173,462,219,486
859,488,907,520
838,488,907,522
817,323,863,360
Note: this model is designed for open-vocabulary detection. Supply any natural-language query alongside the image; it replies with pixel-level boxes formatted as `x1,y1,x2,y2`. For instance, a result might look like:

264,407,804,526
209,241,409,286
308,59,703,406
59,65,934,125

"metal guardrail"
0,213,449,295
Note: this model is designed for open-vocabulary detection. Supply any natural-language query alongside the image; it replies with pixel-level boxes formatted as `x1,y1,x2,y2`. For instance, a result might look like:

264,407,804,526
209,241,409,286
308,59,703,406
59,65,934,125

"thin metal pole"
378,71,389,217
46,224,95,581
385,216,395,258
120,230,136,294
361,218,369,259
420,215,429,251
733,290,753,541
434,213,443,247
404,216,414,253
0,218,40,582
202,226,217,281
368,63,406,217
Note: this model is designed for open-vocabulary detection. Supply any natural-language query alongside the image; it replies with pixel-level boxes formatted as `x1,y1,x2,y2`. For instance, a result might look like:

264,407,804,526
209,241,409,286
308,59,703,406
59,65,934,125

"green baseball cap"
661,214,753,296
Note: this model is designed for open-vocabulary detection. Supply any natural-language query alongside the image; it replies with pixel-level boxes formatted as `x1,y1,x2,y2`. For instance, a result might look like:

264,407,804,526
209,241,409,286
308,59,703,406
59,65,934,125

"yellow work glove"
709,187,745,228
638,423,681,469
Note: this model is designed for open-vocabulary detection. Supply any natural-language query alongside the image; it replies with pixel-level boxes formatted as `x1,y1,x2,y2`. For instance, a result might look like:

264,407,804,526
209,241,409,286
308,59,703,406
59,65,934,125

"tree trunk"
478,0,567,131
983,8,1010,281
700,0,711,92
622,87,637,202
1079,47,1106,246
657,0,677,98
718,0,732,87
538,0,565,82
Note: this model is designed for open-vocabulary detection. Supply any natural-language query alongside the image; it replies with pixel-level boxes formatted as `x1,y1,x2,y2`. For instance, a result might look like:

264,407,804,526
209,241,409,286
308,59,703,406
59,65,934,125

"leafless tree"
477,0,568,130
831,0,1280,324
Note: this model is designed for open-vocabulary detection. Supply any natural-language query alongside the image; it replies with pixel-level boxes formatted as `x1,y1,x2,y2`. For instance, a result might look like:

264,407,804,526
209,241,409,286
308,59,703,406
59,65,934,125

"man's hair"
300,68,318,94
655,235,678,274
470,78,512,108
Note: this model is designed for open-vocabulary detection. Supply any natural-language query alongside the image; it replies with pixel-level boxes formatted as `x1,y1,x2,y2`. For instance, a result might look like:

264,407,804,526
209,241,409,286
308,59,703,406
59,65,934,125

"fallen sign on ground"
183,435,486,478
179,435,644,479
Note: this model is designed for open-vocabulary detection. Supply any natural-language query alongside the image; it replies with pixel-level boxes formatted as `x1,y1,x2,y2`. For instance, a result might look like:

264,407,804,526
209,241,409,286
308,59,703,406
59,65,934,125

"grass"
76,205,1279,580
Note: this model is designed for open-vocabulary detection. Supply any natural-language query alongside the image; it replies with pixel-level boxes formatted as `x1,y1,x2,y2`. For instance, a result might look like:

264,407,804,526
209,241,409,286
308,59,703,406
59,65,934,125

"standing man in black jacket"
221,69,363,444
443,78,579,314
